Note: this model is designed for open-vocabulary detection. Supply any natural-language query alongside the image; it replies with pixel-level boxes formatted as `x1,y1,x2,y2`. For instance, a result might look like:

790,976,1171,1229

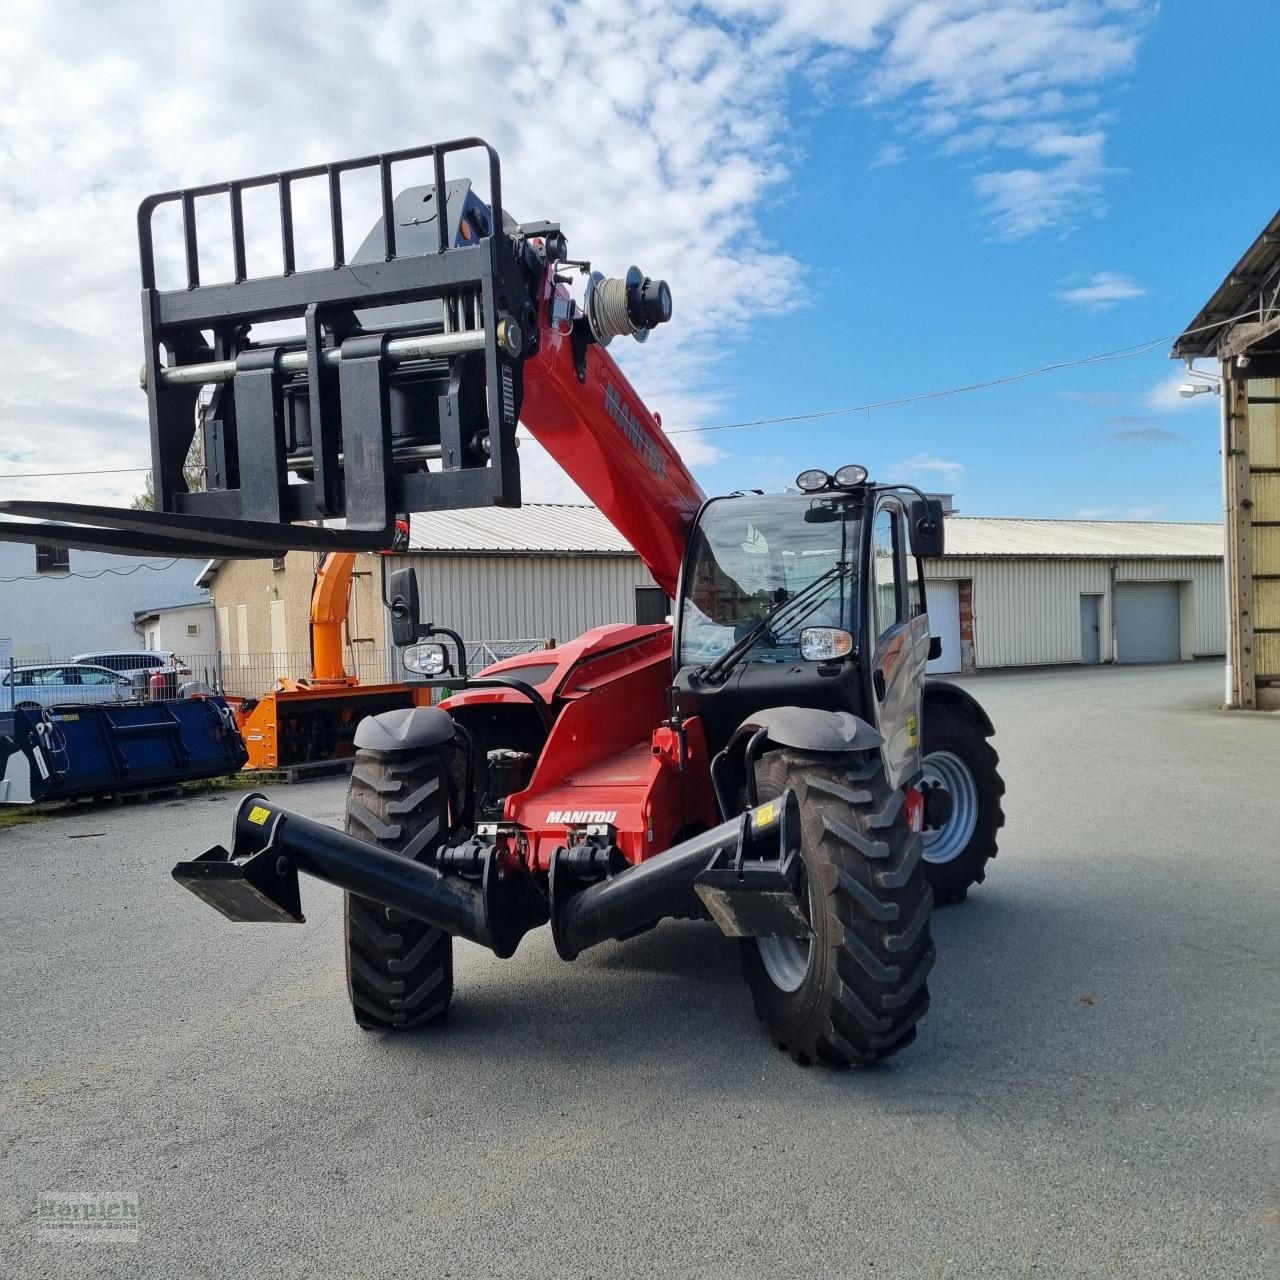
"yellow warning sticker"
907,714,919,749
247,805,271,826
756,801,777,827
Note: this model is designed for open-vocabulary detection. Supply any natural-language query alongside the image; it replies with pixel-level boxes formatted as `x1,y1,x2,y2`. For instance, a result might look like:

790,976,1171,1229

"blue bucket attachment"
0,699,246,805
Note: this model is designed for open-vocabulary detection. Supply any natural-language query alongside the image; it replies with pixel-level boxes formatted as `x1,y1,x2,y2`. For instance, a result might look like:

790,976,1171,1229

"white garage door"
925,579,961,673
1115,582,1180,664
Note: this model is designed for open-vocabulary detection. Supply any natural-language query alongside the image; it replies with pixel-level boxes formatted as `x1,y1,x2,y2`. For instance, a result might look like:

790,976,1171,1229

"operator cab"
672,469,944,781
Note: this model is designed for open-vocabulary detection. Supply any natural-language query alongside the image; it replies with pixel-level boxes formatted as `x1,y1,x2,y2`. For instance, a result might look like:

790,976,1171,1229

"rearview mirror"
388,567,422,647
908,499,945,559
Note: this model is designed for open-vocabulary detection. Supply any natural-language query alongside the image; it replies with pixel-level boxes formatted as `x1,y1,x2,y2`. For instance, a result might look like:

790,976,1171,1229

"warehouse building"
199,504,1225,681
401,505,665,644
401,505,1224,673
924,518,1224,672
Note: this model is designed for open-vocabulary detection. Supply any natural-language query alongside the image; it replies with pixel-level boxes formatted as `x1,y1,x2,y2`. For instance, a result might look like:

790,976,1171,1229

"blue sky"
1,1,1276,522
688,1,1279,520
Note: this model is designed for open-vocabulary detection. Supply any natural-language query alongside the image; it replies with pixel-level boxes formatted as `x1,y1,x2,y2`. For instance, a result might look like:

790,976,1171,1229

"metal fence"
2,639,553,709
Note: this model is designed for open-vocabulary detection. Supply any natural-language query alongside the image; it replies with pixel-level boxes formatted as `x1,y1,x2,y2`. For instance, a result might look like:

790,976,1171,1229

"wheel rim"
920,750,979,865
757,871,811,993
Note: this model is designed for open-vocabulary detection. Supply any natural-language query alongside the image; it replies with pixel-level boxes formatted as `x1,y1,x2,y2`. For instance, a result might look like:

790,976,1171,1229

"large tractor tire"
343,745,455,1031
920,701,1006,904
740,750,935,1067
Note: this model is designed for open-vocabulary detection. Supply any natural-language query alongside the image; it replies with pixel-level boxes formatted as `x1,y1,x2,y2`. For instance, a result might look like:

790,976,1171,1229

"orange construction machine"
234,551,427,768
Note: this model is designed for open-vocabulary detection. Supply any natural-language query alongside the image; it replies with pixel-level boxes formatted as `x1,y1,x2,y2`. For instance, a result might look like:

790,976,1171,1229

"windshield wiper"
697,561,850,685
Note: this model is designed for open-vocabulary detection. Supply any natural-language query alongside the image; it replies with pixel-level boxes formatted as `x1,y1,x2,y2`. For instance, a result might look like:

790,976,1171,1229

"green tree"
130,435,205,510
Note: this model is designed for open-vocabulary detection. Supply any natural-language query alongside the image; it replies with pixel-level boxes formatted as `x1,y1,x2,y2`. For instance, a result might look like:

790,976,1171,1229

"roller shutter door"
925,579,961,673
1115,582,1180,664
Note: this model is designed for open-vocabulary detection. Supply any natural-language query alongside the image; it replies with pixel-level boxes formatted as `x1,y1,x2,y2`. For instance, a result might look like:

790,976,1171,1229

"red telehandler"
0,139,1003,1065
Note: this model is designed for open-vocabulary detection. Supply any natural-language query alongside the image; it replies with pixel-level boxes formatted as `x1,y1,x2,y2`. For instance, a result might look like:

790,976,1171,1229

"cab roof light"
795,468,831,493
834,463,869,488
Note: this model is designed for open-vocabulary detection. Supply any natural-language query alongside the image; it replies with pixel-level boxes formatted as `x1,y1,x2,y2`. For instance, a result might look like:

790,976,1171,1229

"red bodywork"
519,271,703,598
442,626,719,875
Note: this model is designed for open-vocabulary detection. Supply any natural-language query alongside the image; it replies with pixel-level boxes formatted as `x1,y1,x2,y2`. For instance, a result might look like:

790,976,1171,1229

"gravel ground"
1,661,1276,1278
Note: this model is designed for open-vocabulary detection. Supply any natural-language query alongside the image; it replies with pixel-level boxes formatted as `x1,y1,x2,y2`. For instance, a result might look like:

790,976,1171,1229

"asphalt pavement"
1,661,1276,1278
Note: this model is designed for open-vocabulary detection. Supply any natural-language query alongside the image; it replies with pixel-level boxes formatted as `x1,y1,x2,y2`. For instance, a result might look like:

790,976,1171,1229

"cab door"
866,499,930,789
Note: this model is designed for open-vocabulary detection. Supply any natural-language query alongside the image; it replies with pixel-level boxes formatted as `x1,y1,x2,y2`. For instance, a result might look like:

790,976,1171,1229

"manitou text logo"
546,809,618,825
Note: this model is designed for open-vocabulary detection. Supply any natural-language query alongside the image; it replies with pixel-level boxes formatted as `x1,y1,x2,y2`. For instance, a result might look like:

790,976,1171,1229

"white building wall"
400,553,660,645
140,604,216,654
924,557,1225,667
0,542,209,662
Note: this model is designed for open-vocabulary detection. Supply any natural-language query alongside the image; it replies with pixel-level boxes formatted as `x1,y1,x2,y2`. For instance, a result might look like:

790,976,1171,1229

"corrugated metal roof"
1173,208,1280,358
408,504,633,553
409,504,1224,561
943,518,1223,559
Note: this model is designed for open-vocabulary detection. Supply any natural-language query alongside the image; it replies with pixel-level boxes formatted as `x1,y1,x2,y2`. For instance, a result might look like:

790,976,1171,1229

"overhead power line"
0,558,180,584
0,311,1253,477
0,465,151,480
667,312,1255,437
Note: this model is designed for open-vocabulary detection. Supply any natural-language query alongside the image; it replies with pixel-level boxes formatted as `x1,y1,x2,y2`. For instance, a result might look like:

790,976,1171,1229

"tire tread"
742,750,935,1068
343,747,454,1031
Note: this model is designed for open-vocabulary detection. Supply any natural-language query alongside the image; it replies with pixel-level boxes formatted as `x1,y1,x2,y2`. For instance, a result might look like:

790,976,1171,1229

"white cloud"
972,128,1113,239
0,1,1153,516
1059,270,1146,309
0,1,802,507
870,142,906,168
891,453,966,482
868,3,1146,239
1144,363,1221,412
712,2,1150,240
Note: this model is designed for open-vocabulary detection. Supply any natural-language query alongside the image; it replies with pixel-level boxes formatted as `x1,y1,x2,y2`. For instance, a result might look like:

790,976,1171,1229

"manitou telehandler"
0,139,1003,1065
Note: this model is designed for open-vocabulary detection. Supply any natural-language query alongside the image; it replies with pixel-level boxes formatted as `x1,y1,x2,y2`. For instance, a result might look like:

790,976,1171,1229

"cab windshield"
678,493,859,667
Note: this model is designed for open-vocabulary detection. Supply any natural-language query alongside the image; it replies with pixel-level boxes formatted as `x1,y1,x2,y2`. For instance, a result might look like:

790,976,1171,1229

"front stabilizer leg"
173,841,305,924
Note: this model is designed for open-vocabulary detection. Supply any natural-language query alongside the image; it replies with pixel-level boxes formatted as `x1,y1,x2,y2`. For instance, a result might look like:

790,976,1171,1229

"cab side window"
871,509,900,638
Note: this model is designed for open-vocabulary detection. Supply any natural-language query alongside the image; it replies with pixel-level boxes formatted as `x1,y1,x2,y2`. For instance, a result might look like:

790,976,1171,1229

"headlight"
403,642,448,676
799,627,853,661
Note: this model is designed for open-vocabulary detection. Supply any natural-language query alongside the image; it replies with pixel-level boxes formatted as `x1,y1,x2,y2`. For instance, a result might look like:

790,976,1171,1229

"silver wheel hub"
757,873,811,993
920,750,979,865
757,932,810,993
